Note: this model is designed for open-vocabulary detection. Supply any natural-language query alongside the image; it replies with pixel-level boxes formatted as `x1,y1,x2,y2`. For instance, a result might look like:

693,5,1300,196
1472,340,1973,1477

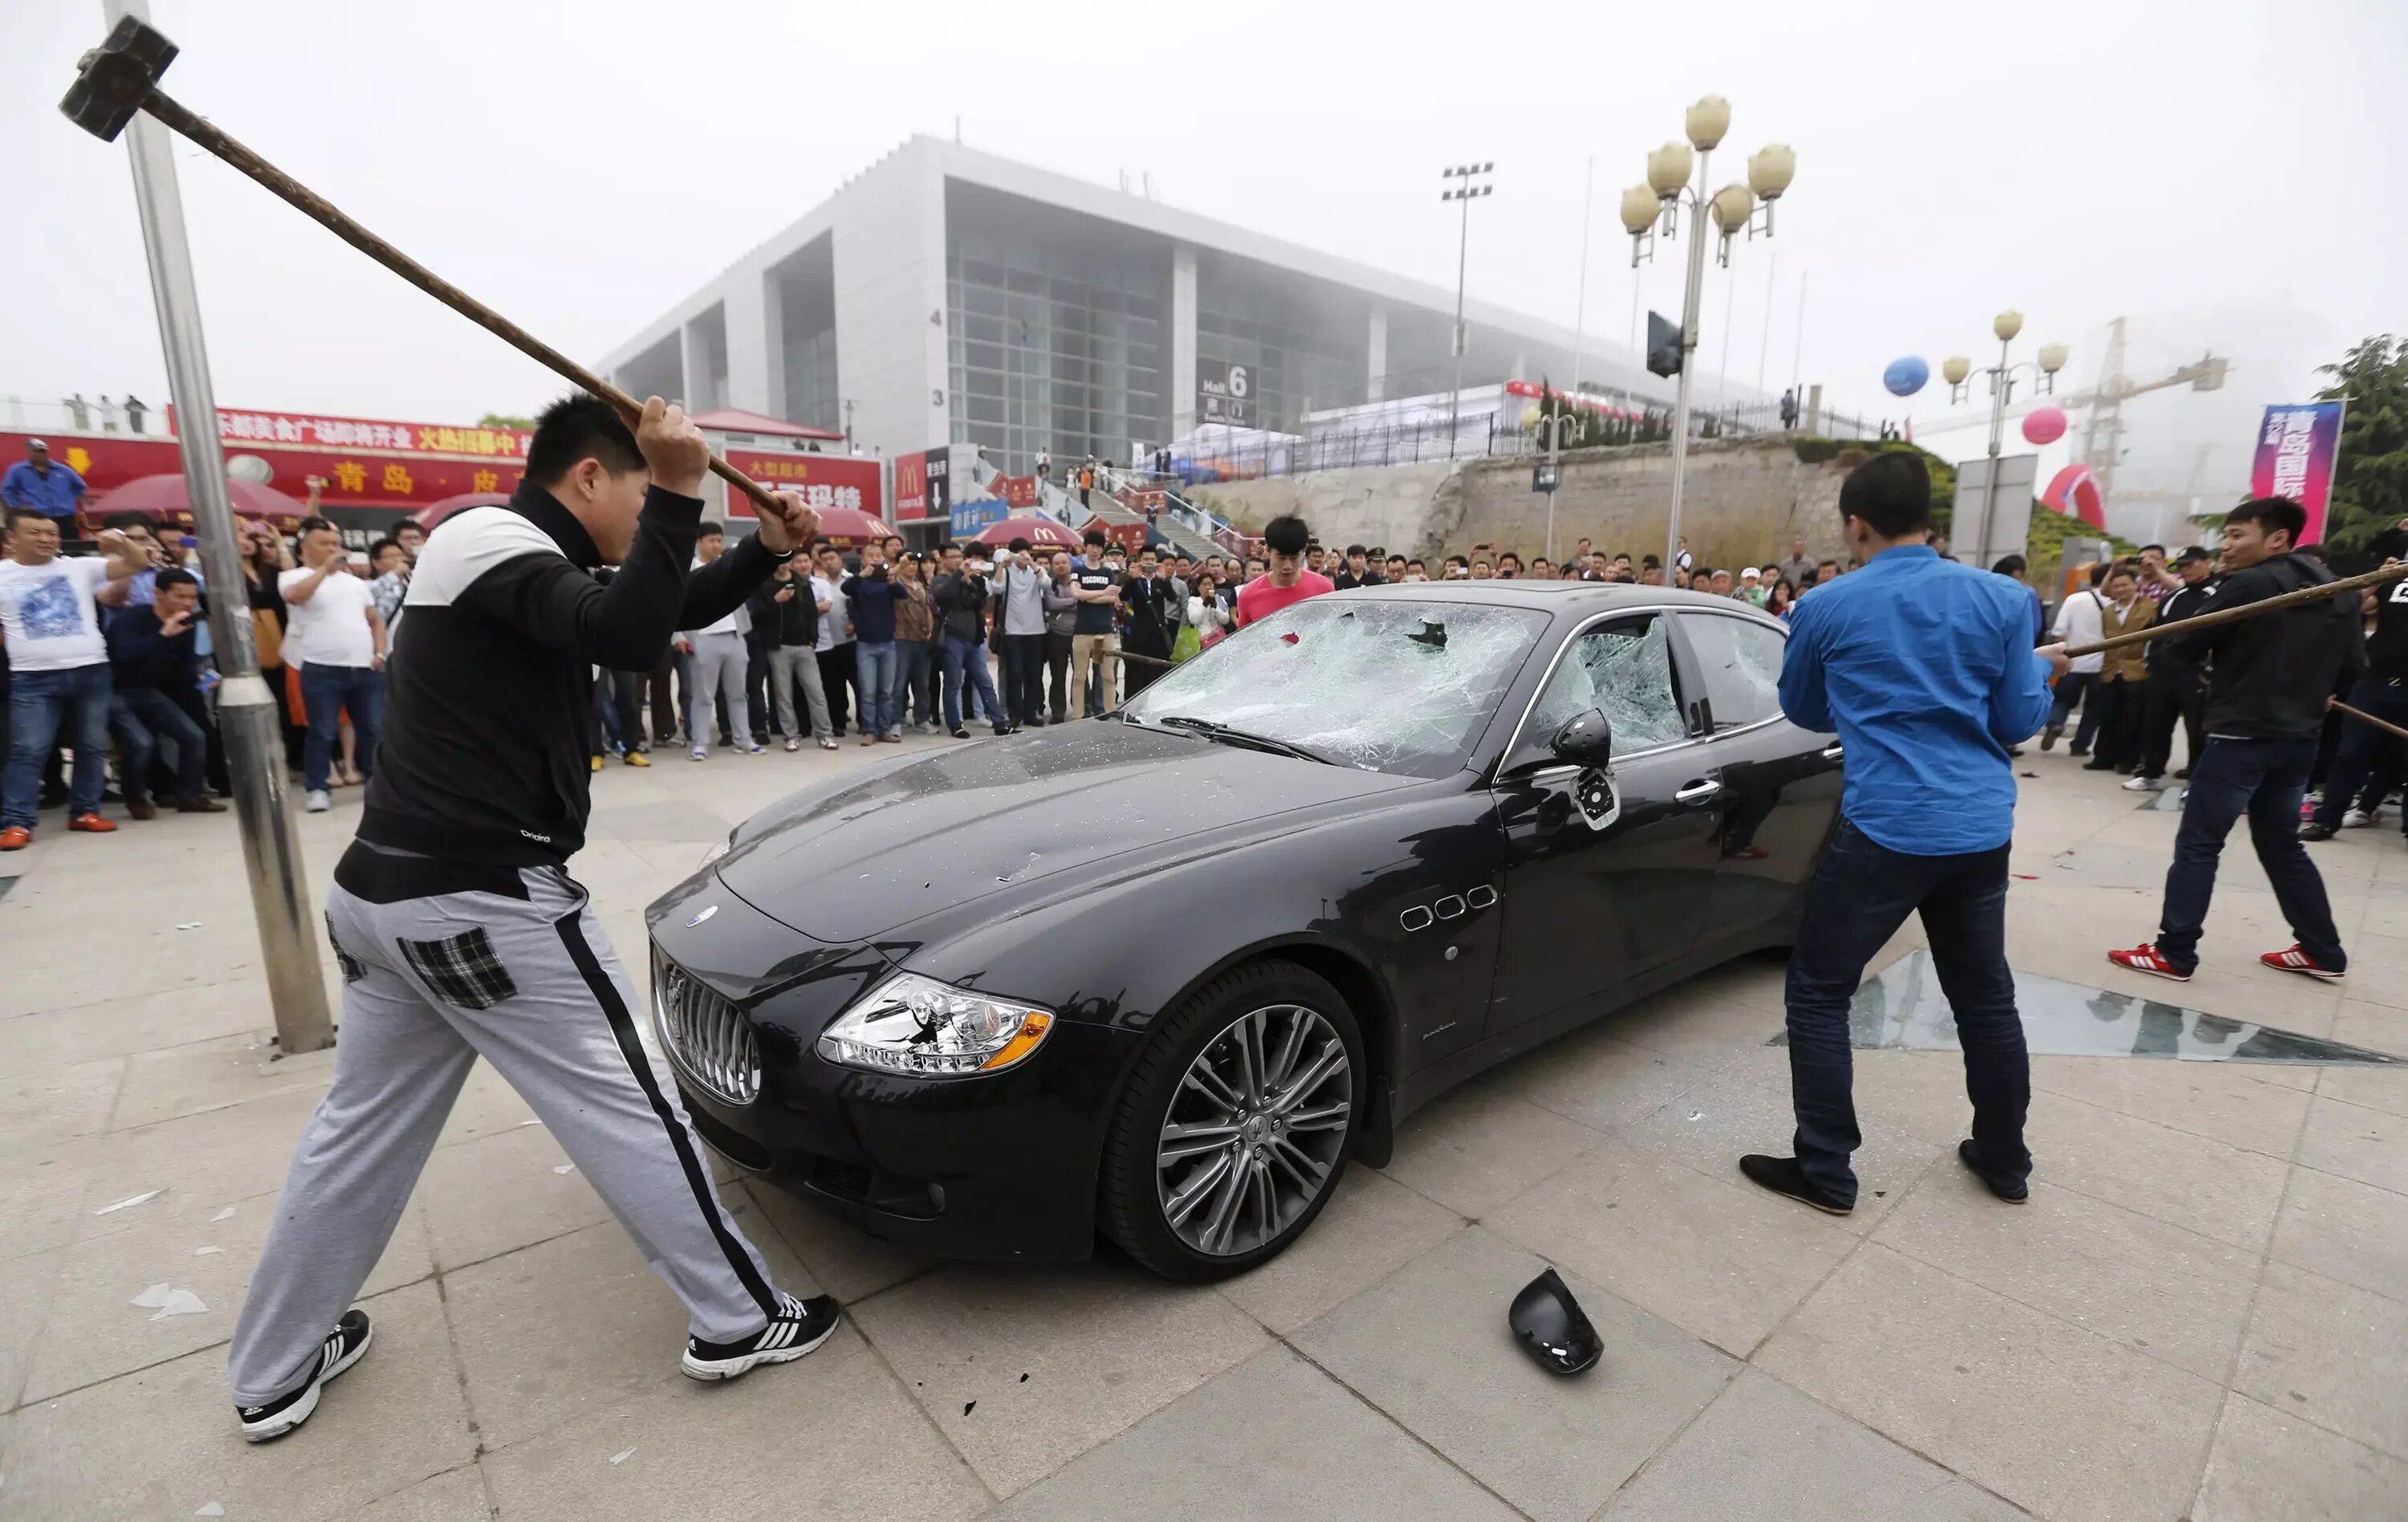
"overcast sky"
6,0,2401,505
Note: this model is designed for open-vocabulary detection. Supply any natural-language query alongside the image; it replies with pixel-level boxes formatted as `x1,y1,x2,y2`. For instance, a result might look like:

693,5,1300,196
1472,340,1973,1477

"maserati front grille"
650,947,760,1106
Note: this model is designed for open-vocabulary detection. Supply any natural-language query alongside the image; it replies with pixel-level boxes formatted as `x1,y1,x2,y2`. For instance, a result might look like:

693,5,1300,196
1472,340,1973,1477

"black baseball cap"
2174,546,2212,565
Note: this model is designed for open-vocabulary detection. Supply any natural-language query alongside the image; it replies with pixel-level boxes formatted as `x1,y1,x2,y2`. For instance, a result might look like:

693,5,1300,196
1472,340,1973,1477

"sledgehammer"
59,15,796,517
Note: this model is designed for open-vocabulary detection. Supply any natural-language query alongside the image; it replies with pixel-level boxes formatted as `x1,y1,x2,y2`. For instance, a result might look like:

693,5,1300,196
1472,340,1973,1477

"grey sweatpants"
686,629,748,751
228,853,780,1406
767,645,832,741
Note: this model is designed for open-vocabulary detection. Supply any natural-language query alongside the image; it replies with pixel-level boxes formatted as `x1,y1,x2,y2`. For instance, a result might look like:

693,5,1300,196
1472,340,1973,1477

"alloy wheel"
1155,1003,1352,1257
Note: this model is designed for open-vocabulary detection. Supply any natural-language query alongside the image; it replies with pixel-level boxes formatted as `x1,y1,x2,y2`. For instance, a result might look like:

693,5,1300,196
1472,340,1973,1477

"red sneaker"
67,812,117,834
2261,945,2344,980
0,825,30,851
2108,942,2192,982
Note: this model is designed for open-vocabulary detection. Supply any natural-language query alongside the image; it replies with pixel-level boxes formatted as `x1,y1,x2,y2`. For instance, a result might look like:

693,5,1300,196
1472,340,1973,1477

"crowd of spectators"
26,424,2381,862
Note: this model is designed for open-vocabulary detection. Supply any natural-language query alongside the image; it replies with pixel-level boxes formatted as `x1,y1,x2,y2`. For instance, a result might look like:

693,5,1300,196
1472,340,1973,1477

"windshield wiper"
1155,714,1337,766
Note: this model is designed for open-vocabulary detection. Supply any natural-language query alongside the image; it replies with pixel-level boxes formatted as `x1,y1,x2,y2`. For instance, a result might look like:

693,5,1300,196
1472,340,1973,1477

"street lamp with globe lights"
1943,312,2069,568
1620,96,1795,580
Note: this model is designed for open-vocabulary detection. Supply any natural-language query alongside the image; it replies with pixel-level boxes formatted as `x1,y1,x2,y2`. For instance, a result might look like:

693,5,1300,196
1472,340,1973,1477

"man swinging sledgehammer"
227,397,838,1441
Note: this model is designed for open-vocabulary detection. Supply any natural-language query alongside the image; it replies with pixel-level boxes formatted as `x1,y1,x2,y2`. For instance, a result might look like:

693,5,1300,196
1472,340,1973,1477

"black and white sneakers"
236,1308,374,1443
681,1292,841,1382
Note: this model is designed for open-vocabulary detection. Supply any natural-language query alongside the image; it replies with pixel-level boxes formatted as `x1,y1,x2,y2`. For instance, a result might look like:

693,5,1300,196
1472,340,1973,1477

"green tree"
2313,335,2408,560
478,413,535,430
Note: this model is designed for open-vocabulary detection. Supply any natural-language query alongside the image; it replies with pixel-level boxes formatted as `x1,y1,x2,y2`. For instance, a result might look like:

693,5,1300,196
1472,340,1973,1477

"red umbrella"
971,515,1082,551
416,491,511,531
776,504,888,547
96,472,309,529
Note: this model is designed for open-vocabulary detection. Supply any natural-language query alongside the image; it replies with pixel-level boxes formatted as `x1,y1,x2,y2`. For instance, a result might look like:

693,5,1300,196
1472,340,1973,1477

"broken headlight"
816,974,1055,1078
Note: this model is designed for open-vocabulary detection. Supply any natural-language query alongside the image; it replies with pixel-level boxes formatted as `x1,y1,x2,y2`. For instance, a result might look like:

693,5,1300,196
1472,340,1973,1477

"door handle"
1820,743,1844,760
1674,779,1723,806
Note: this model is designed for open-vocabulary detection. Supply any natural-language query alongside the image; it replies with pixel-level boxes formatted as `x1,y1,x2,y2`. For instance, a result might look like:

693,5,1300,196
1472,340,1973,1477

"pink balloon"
2022,405,2067,446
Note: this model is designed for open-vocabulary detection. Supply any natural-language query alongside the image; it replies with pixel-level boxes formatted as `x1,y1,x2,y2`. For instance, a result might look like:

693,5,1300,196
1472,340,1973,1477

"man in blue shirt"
1,441,89,535
1741,452,2067,1215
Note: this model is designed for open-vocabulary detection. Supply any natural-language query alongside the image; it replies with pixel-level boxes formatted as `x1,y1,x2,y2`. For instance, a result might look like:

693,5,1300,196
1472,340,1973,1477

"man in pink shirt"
1234,515,1334,628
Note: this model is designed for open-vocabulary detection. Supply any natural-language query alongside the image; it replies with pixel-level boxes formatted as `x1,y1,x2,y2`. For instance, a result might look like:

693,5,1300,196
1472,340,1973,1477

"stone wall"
1189,437,1855,574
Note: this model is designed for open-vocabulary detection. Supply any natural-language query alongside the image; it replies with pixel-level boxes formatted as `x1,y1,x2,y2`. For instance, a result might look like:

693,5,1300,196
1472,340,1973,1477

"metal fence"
1167,398,1873,486
2,395,163,438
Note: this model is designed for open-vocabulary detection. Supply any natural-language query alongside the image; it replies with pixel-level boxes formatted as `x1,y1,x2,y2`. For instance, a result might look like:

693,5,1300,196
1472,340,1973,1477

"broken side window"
1527,616,1688,757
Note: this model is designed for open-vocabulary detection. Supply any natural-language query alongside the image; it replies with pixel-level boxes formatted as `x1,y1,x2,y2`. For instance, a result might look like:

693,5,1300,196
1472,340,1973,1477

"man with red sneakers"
2110,497,2362,983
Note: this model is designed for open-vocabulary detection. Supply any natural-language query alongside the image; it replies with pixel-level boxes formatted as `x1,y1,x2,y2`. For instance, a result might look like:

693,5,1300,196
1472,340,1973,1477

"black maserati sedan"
645,583,1844,1280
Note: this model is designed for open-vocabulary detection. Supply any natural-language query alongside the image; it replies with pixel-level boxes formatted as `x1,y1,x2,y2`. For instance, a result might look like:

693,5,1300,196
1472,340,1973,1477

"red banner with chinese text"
166,406,532,459
0,430,521,511
721,450,883,520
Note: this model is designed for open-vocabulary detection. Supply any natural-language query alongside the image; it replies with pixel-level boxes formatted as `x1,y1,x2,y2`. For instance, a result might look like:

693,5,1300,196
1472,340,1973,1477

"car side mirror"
1550,708,1614,768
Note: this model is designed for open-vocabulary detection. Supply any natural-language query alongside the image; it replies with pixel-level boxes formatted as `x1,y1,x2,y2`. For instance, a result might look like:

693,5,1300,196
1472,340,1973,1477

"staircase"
1095,467,1250,561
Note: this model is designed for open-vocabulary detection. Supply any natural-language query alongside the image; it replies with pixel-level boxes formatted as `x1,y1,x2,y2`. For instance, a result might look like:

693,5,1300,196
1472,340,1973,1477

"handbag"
1172,624,1203,663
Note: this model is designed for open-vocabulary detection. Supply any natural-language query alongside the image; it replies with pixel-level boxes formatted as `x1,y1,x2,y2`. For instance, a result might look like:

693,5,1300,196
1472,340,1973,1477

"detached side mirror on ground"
1507,1268,1601,1375
1550,709,1615,768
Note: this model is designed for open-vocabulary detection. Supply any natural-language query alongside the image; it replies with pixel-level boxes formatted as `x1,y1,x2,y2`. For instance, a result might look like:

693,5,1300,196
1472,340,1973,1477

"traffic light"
1646,311,1682,378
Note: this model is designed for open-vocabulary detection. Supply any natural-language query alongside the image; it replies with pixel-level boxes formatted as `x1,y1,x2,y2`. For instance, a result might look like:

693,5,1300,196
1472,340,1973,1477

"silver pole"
109,0,332,1052
1662,149,1711,580
1755,250,1777,393
1980,336,2009,568
1448,185,1470,460
1569,156,1592,397
1554,156,1592,569
1790,268,1808,397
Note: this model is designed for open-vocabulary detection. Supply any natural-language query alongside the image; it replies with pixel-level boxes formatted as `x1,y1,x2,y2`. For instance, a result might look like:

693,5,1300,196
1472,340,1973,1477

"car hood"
714,722,1415,942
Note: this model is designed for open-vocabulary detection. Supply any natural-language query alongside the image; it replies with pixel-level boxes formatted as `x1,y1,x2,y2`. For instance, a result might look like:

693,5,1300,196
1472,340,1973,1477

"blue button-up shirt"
1778,545,2054,855
1,459,87,519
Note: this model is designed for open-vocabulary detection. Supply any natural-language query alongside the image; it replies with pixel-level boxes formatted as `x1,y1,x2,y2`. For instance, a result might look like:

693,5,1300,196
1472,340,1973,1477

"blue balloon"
1883,356,1930,397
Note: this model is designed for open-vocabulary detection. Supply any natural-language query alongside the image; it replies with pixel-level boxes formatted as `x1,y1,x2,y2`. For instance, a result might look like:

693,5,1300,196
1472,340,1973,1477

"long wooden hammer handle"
2060,563,2407,660
2332,699,2408,743
140,90,783,516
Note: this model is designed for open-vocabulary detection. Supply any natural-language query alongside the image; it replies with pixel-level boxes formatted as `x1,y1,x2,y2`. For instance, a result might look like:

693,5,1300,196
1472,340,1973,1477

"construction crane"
1898,318,2229,504
2066,317,2229,505
2102,442,2219,547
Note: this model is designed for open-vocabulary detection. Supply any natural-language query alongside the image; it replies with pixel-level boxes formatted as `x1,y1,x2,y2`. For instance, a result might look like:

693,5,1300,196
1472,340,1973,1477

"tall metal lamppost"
1441,161,1493,459
1943,314,2068,568
1617,96,1794,579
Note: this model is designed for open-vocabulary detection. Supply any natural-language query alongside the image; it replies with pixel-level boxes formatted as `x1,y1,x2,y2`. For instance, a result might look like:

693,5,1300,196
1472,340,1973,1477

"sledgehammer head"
59,15,179,143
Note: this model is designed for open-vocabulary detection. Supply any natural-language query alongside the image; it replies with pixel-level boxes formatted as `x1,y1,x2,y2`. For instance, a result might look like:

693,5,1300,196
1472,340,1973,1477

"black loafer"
1737,1154,1853,1215
1957,1140,2028,1203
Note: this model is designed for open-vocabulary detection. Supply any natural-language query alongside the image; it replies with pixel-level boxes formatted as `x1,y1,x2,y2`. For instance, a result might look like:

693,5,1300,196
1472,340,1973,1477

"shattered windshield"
1126,598,1548,776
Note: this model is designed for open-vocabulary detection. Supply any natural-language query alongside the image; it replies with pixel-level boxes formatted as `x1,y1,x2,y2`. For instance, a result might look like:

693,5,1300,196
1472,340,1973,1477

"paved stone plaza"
2,739,2404,1520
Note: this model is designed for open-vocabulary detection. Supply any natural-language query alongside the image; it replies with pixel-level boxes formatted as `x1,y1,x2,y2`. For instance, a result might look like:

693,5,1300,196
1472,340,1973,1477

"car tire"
1097,958,1364,1282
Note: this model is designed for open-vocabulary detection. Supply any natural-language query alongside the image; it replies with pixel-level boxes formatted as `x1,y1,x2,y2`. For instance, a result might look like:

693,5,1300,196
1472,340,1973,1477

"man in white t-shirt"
278,517,389,813
1,508,148,848
2042,565,2110,755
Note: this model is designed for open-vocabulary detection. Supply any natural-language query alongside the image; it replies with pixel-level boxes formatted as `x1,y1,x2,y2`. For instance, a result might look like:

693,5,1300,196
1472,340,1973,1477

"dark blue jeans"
905,640,938,726
3,662,112,827
112,686,208,803
2158,736,2342,972
2311,676,2408,831
2046,671,2104,751
943,636,1001,732
1786,819,2030,1205
299,663,383,794
854,641,900,738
